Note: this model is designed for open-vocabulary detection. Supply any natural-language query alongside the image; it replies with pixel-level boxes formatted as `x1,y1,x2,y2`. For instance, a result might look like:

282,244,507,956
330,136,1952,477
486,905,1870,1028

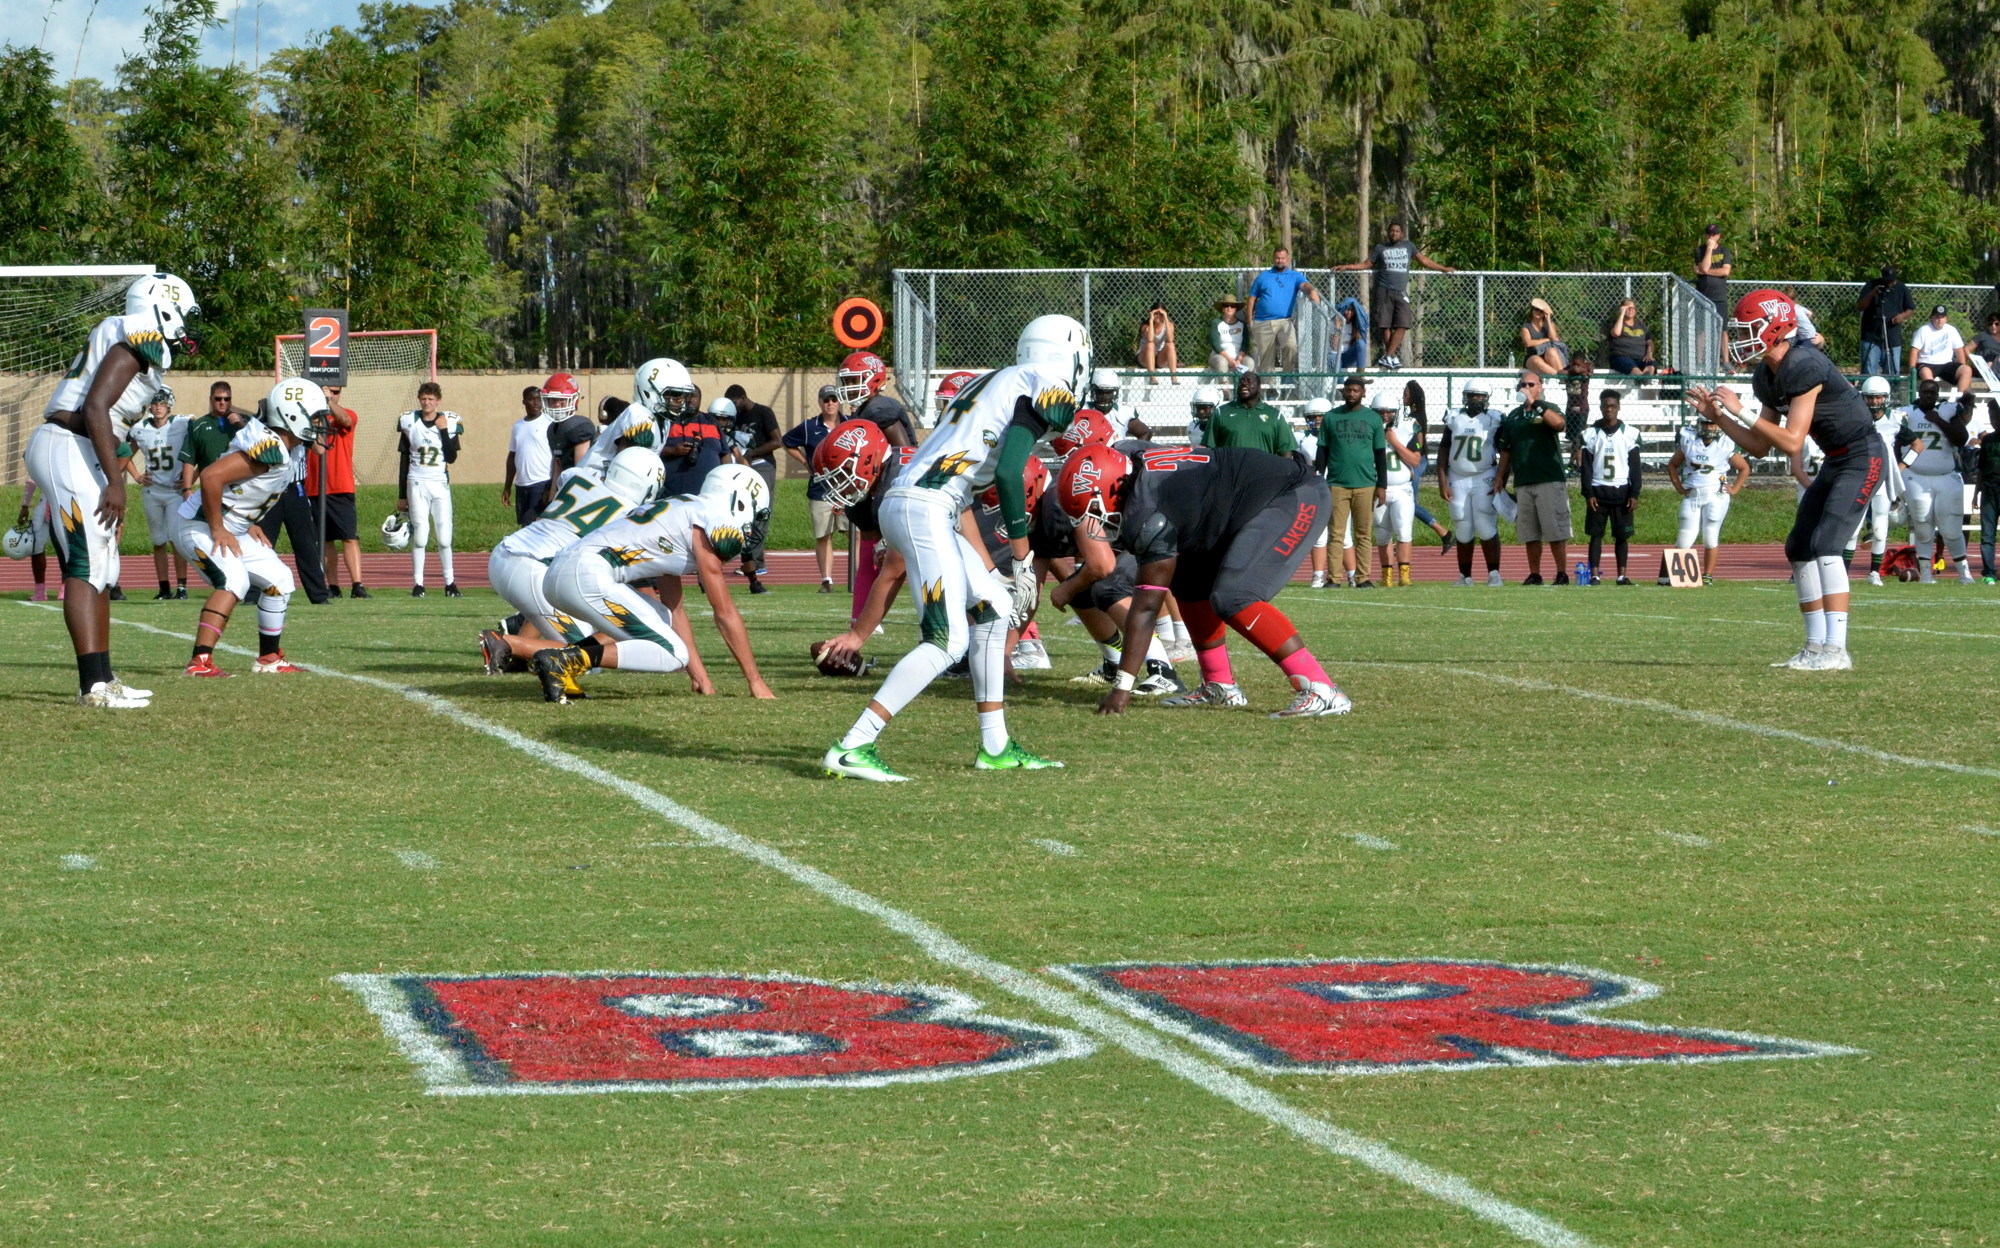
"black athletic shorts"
1085,552,1140,613
515,482,549,526
1582,486,1635,539
311,492,359,542
1786,437,1886,562
1171,478,1331,616
1372,289,1413,331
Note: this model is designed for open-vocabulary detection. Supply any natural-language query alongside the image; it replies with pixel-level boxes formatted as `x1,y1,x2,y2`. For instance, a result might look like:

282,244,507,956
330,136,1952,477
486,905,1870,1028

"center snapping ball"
811,640,874,677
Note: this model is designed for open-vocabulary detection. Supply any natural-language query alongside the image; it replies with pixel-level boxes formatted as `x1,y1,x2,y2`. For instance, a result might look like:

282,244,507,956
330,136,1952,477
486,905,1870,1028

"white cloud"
4,0,369,84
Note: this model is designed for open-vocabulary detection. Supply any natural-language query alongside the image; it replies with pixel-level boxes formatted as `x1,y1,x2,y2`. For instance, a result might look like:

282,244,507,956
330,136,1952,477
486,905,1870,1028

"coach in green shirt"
1313,375,1387,586
1493,371,1571,585
1208,371,1297,455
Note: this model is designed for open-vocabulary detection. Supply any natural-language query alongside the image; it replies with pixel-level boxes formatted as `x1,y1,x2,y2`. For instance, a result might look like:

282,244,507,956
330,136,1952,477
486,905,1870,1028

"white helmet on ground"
1017,314,1092,396
3,523,37,560
1303,397,1333,416
1859,374,1891,413
1190,385,1223,411
603,447,667,507
632,357,696,418
701,463,773,555
264,378,330,446
125,272,200,360
1370,390,1401,412
381,512,412,551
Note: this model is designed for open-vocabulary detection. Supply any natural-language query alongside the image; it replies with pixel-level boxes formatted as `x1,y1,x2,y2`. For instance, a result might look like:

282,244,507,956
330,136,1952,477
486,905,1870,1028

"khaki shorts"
810,497,846,540
1514,479,1572,543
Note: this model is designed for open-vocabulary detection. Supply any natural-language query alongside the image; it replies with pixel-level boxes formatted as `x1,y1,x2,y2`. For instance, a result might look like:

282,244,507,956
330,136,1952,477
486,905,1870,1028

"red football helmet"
542,372,580,419
837,351,889,406
932,369,979,421
811,418,890,507
1055,444,1132,539
978,453,1050,511
1727,289,1799,365
1051,408,1115,457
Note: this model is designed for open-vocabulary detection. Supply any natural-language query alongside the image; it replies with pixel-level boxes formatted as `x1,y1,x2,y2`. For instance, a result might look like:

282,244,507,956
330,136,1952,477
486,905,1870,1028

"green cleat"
974,739,1065,771
823,742,909,782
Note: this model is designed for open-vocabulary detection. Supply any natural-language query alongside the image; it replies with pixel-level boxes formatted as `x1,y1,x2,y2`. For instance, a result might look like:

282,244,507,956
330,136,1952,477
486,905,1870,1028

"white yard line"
1655,832,1713,848
59,854,96,870
1307,594,2000,640
1963,825,2000,839
35,602,1596,1248
1349,834,1399,851
394,850,441,870
1031,838,1081,857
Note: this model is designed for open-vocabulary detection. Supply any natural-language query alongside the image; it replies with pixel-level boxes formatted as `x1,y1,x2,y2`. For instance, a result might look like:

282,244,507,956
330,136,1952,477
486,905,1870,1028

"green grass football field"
5,578,1999,1246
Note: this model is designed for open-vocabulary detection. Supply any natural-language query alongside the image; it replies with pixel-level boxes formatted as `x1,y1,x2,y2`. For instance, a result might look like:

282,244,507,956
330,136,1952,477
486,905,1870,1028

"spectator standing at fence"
1244,247,1322,375
1314,374,1385,588
1208,296,1251,373
1520,300,1571,376
1857,266,1915,377
1495,372,1572,585
1694,225,1733,319
1909,305,1975,393
502,386,550,526
1975,399,2000,582
785,385,845,591
1207,371,1297,455
1577,390,1643,585
308,382,368,599
1333,221,1453,371
1135,304,1178,381
1603,300,1658,374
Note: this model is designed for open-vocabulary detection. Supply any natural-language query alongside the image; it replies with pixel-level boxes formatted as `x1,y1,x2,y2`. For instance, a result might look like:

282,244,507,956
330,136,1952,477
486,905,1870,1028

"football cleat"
1960,568,1978,584
1616,575,1634,586
175,586,189,599
411,585,427,598
107,586,126,601
1486,570,1504,587
1819,645,1854,671
154,587,174,601
183,655,230,678
941,655,971,679
498,612,524,635
1438,531,1456,555
105,677,153,700
1868,571,1885,586
1011,639,1051,670
252,652,304,674
974,739,1064,771
479,629,516,675
1162,680,1248,709
444,583,463,598
347,584,369,599
1271,679,1353,719
1165,640,1196,664
78,680,149,709
1455,575,1474,586
1136,658,1187,696
823,743,909,782
1071,660,1118,686
1777,643,1824,670
532,646,591,703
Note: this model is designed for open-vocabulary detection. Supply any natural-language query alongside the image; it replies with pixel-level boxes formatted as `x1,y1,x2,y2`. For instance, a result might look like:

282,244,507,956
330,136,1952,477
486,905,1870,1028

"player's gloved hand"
1008,563,1039,626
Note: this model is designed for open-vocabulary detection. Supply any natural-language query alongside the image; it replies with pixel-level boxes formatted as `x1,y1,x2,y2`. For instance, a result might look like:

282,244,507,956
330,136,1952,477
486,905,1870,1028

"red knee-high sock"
1226,601,1331,685
850,537,880,626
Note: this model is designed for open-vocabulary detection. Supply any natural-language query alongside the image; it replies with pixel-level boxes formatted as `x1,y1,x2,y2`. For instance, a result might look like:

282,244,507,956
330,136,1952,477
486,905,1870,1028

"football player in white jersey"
533,465,776,704
1895,376,1974,583
1373,390,1421,586
1851,376,1903,585
1666,414,1748,583
822,314,1088,782
175,379,328,677
1437,379,1504,586
1577,390,1644,585
581,357,682,473
129,386,191,599
480,449,667,674
396,381,463,597
24,272,197,707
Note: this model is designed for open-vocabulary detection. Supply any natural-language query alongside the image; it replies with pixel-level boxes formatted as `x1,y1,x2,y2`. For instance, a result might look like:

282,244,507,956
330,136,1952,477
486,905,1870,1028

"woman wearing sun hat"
1521,298,1571,376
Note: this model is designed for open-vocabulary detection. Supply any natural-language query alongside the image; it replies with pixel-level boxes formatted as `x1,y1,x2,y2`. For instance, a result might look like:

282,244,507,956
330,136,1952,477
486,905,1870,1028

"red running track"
0,544,1801,592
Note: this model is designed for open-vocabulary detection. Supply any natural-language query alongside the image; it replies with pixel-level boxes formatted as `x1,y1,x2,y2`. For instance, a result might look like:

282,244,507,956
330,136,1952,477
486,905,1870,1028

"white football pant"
407,477,455,585
1904,470,1967,560
542,548,688,674
23,423,120,590
489,548,588,642
1446,474,1499,541
1675,493,1732,548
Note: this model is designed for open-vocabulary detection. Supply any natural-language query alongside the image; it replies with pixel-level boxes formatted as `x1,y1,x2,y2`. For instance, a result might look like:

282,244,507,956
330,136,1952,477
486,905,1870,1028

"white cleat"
1136,658,1187,696
1960,568,1978,584
1071,660,1117,685
1486,570,1504,587
1164,640,1196,664
1867,571,1884,587
1819,645,1853,670
105,677,153,700
1271,680,1353,719
1010,639,1051,669
1161,680,1248,709
1455,575,1474,587
1774,644,1818,669
78,680,150,709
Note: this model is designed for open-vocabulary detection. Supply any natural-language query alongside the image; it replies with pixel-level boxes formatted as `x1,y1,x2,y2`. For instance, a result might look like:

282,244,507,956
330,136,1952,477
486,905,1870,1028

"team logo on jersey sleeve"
125,328,166,367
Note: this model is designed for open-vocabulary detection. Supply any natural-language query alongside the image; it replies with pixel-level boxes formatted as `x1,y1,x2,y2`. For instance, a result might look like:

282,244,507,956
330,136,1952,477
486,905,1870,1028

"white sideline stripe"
1349,833,1399,851
1963,825,2000,839
44,603,1596,1248
395,850,440,870
1655,832,1712,848
1031,838,1081,857
59,854,96,871
1345,660,2000,781
1310,595,2000,640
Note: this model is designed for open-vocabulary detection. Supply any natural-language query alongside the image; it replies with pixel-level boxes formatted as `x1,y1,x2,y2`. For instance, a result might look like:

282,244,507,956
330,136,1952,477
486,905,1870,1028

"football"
811,640,872,677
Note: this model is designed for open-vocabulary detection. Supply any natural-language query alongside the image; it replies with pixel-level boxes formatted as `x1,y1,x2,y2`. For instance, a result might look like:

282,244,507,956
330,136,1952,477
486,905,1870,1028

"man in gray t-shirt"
1333,221,1454,371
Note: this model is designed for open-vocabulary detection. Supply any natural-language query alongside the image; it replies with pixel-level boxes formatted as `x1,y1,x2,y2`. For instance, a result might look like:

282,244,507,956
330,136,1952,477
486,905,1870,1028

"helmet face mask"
542,373,581,420
1088,366,1121,410
1727,289,1798,365
127,273,201,358
837,351,888,407
1051,408,1114,457
265,378,330,446
1057,445,1130,541
1017,315,1092,397
811,418,889,507
633,358,694,418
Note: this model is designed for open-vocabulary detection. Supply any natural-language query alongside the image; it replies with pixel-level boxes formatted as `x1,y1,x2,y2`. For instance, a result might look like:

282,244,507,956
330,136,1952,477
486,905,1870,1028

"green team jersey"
1207,400,1298,456
1497,402,1568,487
1318,407,1386,490
178,415,235,473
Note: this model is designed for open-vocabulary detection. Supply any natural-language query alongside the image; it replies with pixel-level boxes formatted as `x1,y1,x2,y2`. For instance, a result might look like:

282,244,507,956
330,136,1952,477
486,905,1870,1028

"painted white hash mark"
1032,838,1081,856
59,854,96,871
1962,825,2000,839
395,850,440,870
1656,832,1712,847
1348,834,1398,851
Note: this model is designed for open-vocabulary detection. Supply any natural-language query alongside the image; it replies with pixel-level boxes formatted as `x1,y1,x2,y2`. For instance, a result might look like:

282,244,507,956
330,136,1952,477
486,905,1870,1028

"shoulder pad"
1129,510,1172,555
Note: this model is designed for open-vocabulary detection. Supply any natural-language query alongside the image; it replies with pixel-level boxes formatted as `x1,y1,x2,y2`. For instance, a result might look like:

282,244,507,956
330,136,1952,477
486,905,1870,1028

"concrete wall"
193,368,842,486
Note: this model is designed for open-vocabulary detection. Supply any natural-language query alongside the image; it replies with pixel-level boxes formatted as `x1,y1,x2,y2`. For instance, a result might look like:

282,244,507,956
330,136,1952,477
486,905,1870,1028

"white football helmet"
1859,374,1891,414
632,357,696,418
2,523,37,560
1017,314,1091,395
1088,367,1122,410
264,378,330,445
380,512,412,551
1303,397,1333,416
701,463,772,552
603,446,667,507
125,273,200,359
1370,390,1401,413
150,385,175,411
707,396,737,420
1190,384,1223,412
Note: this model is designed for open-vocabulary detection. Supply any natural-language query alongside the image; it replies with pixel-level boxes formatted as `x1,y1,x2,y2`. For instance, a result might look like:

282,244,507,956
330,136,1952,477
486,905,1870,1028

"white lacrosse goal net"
276,328,436,488
0,266,155,486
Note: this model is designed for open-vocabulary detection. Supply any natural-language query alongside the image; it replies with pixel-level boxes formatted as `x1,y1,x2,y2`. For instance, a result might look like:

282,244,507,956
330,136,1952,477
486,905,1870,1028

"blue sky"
5,1,369,83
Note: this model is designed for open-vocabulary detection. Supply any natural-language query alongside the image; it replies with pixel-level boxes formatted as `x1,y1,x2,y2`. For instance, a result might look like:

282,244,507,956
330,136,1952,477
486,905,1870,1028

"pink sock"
1022,620,1040,640
1196,645,1235,686
1277,648,1331,687
850,538,879,625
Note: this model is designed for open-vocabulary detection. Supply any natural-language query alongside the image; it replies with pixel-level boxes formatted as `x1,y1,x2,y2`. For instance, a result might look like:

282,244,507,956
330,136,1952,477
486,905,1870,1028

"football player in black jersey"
1687,288,1885,671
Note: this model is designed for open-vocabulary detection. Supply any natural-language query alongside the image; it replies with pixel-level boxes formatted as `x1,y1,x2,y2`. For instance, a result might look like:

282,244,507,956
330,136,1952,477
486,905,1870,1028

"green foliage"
0,47,99,263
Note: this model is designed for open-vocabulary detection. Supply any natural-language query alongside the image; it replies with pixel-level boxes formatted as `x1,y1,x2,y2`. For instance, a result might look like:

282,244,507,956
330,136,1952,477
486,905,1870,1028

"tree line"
4,0,1995,371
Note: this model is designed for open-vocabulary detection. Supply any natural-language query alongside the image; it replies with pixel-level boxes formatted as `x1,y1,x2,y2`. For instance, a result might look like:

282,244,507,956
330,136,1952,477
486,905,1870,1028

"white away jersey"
1899,403,1962,476
1383,415,1420,488
1443,408,1502,477
494,468,634,562
582,406,661,473
399,411,463,484
44,313,172,443
908,363,1077,508
578,494,745,582
1581,423,1642,489
1677,429,1736,500
131,416,191,492
176,419,291,533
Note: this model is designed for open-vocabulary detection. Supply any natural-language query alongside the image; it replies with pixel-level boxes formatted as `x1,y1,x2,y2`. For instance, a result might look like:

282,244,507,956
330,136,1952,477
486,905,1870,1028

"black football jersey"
1115,442,1309,564
1751,341,1873,456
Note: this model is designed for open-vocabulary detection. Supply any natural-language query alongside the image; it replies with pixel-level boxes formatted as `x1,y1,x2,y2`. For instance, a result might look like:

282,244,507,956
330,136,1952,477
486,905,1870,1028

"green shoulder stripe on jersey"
705,525,745,562
246,435,287,467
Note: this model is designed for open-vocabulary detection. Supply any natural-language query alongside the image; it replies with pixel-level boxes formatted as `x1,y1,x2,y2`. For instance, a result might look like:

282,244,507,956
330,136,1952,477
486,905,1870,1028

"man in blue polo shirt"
1244,247,1322,376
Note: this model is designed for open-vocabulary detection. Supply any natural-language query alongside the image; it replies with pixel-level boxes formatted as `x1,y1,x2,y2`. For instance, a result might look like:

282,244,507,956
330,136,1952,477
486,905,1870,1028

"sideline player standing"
1438,379,1504,586
1577,390,1642,585
24,272,198,707
1690,289,1884,670
821,315,1087,782
1666,413,1748,584
129,386,191,599
1850,377,1902,585
1896,376,1974,584
1373,389,1420,587
397,382,463,597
